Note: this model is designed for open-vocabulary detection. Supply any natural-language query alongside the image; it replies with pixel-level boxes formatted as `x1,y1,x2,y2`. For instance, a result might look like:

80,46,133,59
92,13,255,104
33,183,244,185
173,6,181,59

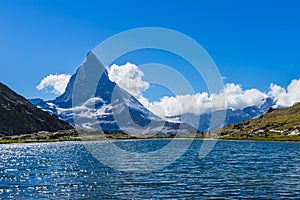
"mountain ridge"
0,82,73,136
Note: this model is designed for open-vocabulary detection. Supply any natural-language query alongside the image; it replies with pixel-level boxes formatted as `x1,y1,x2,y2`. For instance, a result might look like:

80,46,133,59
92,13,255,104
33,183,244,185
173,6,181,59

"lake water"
0,139,299,199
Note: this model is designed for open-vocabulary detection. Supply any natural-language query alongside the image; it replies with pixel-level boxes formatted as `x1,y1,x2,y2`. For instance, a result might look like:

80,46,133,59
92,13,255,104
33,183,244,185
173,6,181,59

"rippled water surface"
0,139,300,199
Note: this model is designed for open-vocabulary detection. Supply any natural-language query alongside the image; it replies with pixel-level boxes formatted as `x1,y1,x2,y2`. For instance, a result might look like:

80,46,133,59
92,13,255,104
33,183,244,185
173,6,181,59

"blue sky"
0,0,299,101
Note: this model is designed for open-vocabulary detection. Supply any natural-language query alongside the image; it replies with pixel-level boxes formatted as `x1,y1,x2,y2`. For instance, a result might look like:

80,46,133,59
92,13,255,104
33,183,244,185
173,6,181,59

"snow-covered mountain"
30,52,275,134
30,52,197,135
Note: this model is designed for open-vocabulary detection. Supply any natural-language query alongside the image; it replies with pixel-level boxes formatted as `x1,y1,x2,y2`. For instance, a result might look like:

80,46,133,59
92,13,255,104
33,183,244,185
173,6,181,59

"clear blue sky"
0,0,299,100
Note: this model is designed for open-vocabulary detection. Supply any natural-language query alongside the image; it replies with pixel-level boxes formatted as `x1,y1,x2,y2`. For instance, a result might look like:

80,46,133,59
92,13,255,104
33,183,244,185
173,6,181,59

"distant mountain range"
165,97,274,132
0,82,72,136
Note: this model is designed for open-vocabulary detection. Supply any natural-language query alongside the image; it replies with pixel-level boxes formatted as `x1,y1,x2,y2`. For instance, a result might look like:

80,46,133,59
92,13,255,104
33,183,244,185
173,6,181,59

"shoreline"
1,132,299,144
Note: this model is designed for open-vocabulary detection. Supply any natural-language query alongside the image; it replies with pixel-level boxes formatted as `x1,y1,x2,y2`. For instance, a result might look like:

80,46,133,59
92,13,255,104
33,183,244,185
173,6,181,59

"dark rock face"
0,82,73,136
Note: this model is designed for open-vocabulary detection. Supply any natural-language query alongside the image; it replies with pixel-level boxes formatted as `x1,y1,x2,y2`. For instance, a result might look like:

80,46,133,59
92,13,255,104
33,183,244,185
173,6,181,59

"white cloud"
37,74,71,95
138,83,268,118
269,79,300,107
106,62,149,96
222,83,268,110
105,62,271,119
106,62,300,119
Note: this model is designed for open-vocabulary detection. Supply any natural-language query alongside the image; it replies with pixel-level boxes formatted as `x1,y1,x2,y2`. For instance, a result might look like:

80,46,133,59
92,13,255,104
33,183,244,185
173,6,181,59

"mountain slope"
0,82,73,136
31,52,197,135
220,102,300,140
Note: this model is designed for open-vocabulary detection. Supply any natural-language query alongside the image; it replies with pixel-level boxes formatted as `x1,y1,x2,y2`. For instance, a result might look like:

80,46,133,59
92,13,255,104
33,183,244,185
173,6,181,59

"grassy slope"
0,129,183,144
219,103,300,141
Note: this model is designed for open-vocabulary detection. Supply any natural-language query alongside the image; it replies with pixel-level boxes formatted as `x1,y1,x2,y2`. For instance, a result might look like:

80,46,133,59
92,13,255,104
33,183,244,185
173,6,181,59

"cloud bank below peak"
105,63,300,118
138,83,268,118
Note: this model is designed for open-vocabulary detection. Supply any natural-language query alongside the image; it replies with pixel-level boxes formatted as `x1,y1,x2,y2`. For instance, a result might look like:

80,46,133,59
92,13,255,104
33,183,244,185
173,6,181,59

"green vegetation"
0,130,180,144
220,135,300,142
0,134,299,144
0,139,63,144
219,103,300,141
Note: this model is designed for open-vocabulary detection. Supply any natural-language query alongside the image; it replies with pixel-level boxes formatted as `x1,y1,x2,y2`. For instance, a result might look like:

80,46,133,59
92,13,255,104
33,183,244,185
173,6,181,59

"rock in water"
0,82,73,136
